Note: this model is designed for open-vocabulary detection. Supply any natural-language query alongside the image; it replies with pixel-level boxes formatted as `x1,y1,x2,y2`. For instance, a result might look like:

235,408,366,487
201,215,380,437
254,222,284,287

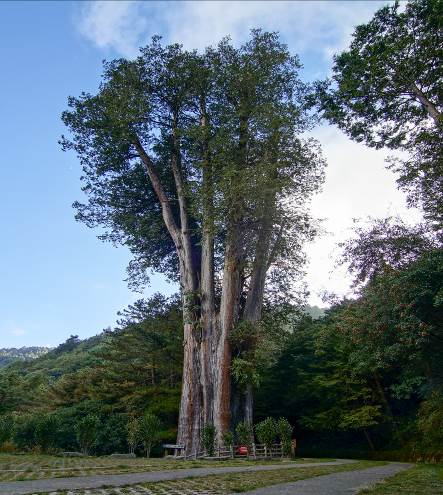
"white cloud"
77,1,148,58
10,327,27,336
76,1,390,59
305,126,422,305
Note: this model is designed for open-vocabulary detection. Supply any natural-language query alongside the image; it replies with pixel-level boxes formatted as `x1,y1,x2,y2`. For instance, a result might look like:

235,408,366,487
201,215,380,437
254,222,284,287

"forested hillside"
0,347,49,368
1,277,441,460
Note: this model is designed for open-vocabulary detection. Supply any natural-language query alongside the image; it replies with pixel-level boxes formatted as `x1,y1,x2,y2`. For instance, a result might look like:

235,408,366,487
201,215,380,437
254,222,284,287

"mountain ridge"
0,346,50,368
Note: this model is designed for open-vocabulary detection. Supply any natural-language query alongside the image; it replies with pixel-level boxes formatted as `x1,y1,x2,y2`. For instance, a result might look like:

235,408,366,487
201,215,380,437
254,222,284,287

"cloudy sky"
0,1,420,348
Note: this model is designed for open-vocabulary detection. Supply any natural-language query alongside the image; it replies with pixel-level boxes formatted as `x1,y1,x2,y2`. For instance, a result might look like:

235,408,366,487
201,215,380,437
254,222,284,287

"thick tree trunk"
243,383,254,425
199,98,216,427
215,226,242,439
240,208,275,425
134,133,203,455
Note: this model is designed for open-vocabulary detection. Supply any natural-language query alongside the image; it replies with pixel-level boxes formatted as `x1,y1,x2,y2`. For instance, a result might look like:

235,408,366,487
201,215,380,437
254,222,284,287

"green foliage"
221,430,234,447
201,424,216,456
94,414,128,455
138,413,162,458
12,415,39,450
0,415,12,445
126,417,140,454
417,391,443,451
235,421,253,447
75,414,99,455
277,418,292,456
34,414,59,453
255,417,278,451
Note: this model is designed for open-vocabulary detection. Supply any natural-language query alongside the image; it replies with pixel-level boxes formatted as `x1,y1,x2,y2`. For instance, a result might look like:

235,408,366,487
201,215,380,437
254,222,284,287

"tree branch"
409,83,441,125
132,135,182,249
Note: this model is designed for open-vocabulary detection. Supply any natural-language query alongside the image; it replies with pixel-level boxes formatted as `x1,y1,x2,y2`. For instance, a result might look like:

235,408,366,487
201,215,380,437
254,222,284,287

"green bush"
222,430,234,447
236,421,253,447
139,413,162,458
94,414,127,455
417,391,443,451
201,424,216,456
75,414,99,455
277,417,293,456
255,417,277,453
0,415,13,446
126,417,140,454
12,415,38,450
35,414,59,453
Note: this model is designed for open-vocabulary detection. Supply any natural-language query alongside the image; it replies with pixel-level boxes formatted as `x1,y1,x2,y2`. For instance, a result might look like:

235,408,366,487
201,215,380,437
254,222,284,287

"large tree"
61,31,324,453
317,0,442,231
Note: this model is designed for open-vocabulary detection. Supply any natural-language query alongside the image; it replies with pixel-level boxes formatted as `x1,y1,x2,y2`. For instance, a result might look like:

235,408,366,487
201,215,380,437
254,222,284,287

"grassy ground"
0,453,330,482
46,460,384,494
358,463,443,495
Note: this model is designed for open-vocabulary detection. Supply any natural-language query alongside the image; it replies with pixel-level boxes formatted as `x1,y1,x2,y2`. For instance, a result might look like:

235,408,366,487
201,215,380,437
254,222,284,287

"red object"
237,445,248,455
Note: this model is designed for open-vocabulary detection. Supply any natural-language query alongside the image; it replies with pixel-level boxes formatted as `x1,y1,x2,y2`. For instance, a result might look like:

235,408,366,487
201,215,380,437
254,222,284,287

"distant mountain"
0,346,50,368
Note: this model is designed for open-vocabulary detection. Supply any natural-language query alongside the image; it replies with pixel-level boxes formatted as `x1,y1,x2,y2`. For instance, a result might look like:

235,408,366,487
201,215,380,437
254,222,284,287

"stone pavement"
238,462,413,495
0,460,355,495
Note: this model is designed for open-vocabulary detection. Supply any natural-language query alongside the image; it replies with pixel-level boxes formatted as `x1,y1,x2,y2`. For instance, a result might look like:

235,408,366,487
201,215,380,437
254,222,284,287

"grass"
38,460,385,494
0,453,331,482
358,463,443,494
135,461,385,495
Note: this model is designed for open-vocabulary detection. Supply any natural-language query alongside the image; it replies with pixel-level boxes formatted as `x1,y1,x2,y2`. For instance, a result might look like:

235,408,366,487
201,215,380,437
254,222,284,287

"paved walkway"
239,462,413,495
0,460,355,495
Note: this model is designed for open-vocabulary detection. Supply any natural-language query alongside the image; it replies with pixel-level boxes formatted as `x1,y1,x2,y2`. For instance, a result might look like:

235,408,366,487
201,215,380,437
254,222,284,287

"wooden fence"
175,443,285,460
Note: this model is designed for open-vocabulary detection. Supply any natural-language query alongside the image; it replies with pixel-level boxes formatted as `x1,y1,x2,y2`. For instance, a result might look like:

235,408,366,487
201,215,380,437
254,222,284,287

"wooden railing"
179,443,284,460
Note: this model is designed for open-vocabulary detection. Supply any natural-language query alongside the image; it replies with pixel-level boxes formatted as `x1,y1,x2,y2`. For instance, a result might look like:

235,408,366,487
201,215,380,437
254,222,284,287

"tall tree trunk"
199,97,216,427
134,133,203,455
171,117,203,456
240,203,275,425
215,225,241,438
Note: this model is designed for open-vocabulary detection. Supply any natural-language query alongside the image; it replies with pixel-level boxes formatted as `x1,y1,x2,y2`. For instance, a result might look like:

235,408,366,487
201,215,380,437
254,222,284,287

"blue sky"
0,1,419,348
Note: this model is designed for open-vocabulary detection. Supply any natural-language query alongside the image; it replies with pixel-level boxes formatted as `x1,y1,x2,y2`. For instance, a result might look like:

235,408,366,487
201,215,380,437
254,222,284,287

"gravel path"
0,460,355,495
237,462,413,495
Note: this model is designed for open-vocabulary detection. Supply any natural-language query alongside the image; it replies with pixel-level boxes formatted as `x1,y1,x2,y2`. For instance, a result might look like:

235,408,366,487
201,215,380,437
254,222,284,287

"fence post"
252,443,256,459
230,444,234,459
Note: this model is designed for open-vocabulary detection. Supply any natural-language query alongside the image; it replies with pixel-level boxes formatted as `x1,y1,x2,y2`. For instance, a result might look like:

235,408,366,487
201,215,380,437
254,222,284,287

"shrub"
221,430,234,447
126,417,140,454
35,414,59,453
12,415,38,450
139,413,162,458
0,415,13,446
201,424,216,456
75,414,99,455
277,417,293,456
255,417,277,454
417,391,443,450
236,421,253,447
94,415,127,455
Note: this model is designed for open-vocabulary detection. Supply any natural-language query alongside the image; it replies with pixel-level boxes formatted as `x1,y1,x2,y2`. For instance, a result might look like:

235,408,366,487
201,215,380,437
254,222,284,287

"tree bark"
199,98,216,427
215,225,241,438
134,134,203,455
